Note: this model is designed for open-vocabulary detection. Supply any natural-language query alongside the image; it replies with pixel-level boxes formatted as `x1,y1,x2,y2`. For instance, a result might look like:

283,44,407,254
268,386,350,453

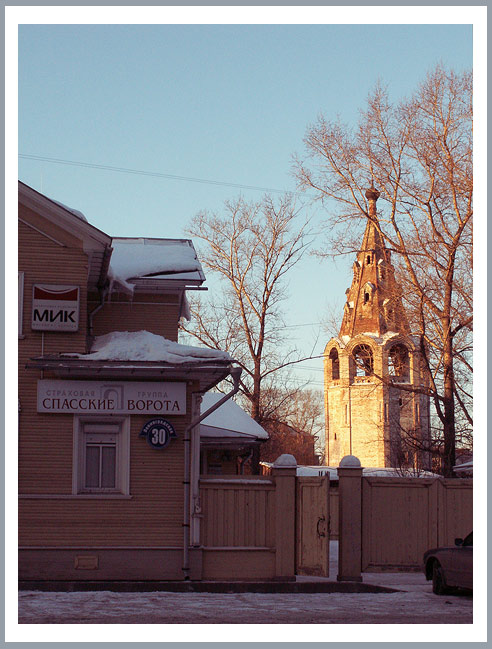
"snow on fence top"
108,238,204,294
71,331,231,364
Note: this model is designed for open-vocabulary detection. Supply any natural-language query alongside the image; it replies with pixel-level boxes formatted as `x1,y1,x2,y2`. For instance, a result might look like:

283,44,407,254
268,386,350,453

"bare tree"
181,194,312,426
259,387,324,464
295,65,472,476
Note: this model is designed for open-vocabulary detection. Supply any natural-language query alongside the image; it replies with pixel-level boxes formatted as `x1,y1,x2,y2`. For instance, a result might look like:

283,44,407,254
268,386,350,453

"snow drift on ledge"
69,331,231,364
108,239,203,294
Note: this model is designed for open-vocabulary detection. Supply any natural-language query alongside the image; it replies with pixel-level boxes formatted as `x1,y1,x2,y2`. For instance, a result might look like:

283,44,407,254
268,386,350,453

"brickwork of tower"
324,188,431,470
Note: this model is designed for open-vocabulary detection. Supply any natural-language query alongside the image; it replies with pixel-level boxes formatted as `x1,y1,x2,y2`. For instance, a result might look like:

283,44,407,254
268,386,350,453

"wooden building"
18,181,240,581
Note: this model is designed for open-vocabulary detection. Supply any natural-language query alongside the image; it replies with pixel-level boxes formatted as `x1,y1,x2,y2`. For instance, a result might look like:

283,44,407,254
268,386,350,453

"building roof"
200,393,269,440
18,181,112,290
108,237,205,295
338,188,409,338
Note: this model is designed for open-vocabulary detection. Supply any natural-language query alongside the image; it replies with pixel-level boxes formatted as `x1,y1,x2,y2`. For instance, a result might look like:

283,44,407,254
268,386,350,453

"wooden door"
296,476,330,576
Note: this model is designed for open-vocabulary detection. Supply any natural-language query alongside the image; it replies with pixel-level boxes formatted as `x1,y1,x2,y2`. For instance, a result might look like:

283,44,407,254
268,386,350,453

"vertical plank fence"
360,477,472,572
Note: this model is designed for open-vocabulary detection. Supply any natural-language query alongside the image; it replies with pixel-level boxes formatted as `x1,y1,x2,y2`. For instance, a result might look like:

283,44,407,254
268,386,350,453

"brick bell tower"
324,187,431,470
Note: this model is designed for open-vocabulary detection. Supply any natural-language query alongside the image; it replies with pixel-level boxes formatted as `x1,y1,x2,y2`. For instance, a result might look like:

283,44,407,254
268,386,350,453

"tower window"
329,348,340,380
389,344,410,380
364,292,370,304
366,255,371,265
351,344,374,378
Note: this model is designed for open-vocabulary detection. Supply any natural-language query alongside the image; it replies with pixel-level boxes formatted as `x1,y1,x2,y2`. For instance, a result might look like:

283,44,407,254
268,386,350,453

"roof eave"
26,358,233,393
19,181,112,249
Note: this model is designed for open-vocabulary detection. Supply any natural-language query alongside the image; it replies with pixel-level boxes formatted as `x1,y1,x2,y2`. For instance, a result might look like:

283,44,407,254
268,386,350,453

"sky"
8,9,485,645
16,13,474,390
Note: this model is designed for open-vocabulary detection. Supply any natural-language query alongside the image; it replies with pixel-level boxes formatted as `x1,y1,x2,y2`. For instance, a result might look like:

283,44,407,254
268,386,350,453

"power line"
19,153,306,197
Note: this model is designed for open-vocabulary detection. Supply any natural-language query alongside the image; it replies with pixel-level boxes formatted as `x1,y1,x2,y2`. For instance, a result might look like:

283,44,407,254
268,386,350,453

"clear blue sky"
18,22,473,387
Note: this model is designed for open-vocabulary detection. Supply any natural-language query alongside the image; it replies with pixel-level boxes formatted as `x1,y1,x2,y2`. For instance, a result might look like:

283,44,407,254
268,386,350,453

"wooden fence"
199,464,296,581
361,477,472,571
200,477,276,548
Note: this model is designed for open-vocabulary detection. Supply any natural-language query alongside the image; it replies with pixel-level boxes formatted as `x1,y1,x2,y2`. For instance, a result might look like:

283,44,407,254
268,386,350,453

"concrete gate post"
337,455,363,582
272,454,297,581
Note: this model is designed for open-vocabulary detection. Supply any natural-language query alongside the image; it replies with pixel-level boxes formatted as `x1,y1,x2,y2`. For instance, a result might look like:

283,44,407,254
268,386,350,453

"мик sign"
32,285,79,332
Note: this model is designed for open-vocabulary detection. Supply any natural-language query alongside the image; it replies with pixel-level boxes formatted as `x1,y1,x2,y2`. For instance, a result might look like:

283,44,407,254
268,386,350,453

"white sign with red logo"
32,285,80,331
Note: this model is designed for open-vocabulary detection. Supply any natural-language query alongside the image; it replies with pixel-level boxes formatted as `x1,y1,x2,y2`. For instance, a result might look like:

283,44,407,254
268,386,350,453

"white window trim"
73,416,130,496
18,271,24,337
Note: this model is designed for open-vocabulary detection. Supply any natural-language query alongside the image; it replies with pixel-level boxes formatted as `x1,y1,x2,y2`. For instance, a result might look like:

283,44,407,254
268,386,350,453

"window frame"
73,416,130,495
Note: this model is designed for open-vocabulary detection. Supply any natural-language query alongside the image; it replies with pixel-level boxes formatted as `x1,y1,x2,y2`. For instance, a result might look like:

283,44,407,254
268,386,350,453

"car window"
463,532,473,546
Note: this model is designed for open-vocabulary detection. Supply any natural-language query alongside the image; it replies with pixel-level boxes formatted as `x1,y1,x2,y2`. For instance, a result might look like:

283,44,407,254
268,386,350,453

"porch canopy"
199,392,269,449
26,330,235,393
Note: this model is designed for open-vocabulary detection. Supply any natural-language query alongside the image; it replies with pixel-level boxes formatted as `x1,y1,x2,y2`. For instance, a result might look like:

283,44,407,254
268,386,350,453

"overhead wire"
19,153,309,197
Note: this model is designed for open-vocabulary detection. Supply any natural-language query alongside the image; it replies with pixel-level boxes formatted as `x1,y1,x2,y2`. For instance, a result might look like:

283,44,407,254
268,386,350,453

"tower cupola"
339,186,408,338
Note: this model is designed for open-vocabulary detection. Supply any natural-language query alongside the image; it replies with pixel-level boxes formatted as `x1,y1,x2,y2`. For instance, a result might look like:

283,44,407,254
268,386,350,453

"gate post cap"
339,455,361,468
273,454,297,468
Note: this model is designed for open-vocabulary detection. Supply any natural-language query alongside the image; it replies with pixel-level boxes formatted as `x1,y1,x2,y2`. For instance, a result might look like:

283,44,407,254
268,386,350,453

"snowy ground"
18,586,472,625
18,543,473,627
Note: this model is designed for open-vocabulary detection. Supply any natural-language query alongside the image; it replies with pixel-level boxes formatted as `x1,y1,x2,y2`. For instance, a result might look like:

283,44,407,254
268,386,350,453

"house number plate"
140,418,177,450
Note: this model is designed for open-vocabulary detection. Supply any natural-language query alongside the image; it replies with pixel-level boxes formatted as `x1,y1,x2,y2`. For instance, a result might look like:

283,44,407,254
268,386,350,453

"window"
366,255,372,265
18,272,24,337
364,291,370,304
329,348,340,380
85,432,116,488
389,344,410,380
73,418,130,495
352,344,374,377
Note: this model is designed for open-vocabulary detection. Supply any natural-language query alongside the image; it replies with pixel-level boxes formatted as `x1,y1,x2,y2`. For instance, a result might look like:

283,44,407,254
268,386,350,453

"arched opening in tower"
388,343,410,381
351,344,374,378
329,348,340,380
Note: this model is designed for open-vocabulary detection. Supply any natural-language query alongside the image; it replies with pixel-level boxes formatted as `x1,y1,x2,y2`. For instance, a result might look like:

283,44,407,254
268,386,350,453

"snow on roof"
108,238,204,294
52,199,88,222
453,460,473,473
69,331,231,364
200,393,269,439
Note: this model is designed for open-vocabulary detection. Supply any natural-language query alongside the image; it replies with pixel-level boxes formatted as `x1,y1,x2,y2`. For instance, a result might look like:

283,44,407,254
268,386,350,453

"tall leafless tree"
259,387,324,465
294,65,472,476
181,194,313,426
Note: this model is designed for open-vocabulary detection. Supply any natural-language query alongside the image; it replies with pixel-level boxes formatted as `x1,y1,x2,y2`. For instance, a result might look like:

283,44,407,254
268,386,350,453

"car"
423,531,473,595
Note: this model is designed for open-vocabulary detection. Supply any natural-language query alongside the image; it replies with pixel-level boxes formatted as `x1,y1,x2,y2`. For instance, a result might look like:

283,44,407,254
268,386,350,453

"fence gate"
296,476,330,576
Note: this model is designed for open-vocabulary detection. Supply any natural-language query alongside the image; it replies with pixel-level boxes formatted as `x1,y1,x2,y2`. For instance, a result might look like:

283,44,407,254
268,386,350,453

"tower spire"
339,186,409,338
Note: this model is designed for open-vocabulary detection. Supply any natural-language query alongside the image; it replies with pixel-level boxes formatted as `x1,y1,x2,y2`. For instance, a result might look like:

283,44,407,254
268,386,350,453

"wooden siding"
18,219,89,356
19,215,91,494
19,408,190,547
91,295,180,341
